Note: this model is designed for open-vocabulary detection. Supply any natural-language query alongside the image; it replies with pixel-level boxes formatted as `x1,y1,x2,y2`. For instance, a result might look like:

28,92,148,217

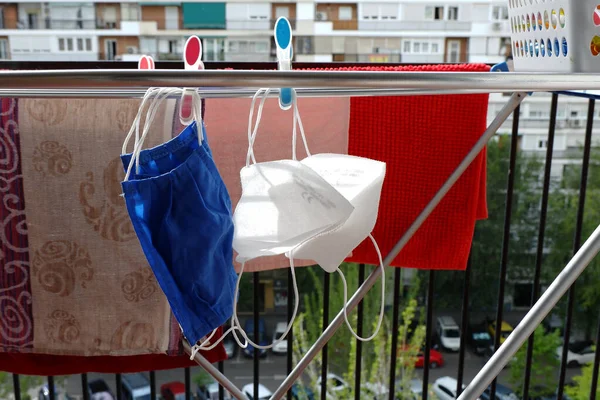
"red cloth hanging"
341,64,490,270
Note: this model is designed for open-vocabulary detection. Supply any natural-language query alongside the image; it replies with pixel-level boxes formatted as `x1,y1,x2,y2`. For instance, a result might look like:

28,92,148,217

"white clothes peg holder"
274,17,294,111
180,35,204,132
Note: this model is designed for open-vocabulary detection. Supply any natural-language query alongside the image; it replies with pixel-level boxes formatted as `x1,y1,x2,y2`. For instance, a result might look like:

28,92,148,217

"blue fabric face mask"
120,91,237,347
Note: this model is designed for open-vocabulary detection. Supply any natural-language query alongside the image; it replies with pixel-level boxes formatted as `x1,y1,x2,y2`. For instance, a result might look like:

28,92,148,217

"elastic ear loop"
122,87,162,155
191,90,204,145
246,88,271,167
124,87,174,180
337,234,386,342
124,88,180,181
291,90,311,161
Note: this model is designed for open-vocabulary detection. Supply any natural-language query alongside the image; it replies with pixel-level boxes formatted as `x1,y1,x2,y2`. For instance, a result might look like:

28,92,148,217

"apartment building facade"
0,0,512,63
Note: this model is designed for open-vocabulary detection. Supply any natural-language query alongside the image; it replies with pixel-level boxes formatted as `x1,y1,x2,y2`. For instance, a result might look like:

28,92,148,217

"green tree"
292,264,426,399
545,147,600,339
565,347,600,400
508,326,561,398
0,372,43,400
432,136,543,312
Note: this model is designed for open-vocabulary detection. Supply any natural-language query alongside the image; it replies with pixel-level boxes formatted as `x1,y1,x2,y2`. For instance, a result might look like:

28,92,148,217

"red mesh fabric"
339,64,489,270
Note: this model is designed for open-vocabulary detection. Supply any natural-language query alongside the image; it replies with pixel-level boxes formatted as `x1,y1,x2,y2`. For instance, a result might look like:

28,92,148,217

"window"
413,42,420,53
0,39,8,59
422,42,429,53
0,8,4,30
432,43,439,53
76,38,83,51
85,38,92,51
66,38,73,51
538,140,548,149
339,6,352,21
491,5,509,20
362,4,397,20
121,3,140,21
296,36,313,54
447,6,458,20
248,3,269,20
403,41,410,53
58,38,65,51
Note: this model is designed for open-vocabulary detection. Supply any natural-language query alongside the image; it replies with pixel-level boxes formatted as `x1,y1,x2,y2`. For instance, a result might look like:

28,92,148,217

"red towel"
340,64,489,270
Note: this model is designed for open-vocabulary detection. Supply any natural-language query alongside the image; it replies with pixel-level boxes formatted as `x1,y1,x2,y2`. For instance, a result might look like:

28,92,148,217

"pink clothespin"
180,36,204,128
138,55,155,70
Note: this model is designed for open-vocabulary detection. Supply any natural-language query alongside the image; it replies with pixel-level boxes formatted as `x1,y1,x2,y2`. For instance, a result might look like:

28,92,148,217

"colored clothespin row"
180,35,204,130
274,17,294,111
138,54,155,70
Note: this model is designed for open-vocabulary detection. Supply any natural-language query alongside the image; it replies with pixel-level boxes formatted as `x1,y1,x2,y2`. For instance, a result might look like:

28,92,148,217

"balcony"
358,19,472,31
0,62,598,400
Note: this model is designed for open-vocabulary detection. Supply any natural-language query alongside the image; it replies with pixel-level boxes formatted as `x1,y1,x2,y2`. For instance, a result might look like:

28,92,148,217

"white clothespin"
180,35,204,138
274,17,294,111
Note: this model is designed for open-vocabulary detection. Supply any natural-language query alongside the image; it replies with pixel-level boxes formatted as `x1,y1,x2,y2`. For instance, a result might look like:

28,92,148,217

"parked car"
272,322,288,354
480,383,519,400
415,348,444,369
120,372,151,400
316,372,383,399
467,323,494,355
242,383,272,400
88,379,115,400
488,320,513,344
557,340,596,367
160,381,185,400
197,381,233,400
38,384,72,400
436,316,461,351
242,318,269,358
432,377,479,400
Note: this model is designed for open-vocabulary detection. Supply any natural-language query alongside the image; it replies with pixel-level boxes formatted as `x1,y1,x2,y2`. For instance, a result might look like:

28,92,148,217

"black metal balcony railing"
2,61,599,400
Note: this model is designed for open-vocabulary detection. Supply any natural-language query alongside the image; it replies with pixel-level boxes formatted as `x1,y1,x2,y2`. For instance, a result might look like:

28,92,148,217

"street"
62,349,582,398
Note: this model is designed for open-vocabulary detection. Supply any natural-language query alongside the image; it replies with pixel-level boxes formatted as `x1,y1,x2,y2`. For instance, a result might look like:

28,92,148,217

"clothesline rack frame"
2,68,600,400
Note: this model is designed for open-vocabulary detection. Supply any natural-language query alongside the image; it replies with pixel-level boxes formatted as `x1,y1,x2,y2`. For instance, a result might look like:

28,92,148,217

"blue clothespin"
491,60,532,96
274,17,294,110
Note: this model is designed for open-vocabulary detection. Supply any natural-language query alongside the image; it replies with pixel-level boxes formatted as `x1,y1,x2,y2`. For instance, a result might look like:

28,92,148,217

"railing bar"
185,367,192,400
388,268,401,400
47,375,55,400
81,373,90,400
522,92,558,400
590,315,600,400
115,374,122,400
219,360,225,400
354,264,366,400
254,271,260,400
422,270,435,400
150,371,156,400
557,97,594,400
489,103,520,400
456,254,472,397
321,272,331,400
287,267,294,400
270,92,526,400
12,374,21,400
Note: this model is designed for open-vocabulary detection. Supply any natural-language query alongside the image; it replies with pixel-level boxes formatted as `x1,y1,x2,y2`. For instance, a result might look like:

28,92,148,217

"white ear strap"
338,234,386,342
